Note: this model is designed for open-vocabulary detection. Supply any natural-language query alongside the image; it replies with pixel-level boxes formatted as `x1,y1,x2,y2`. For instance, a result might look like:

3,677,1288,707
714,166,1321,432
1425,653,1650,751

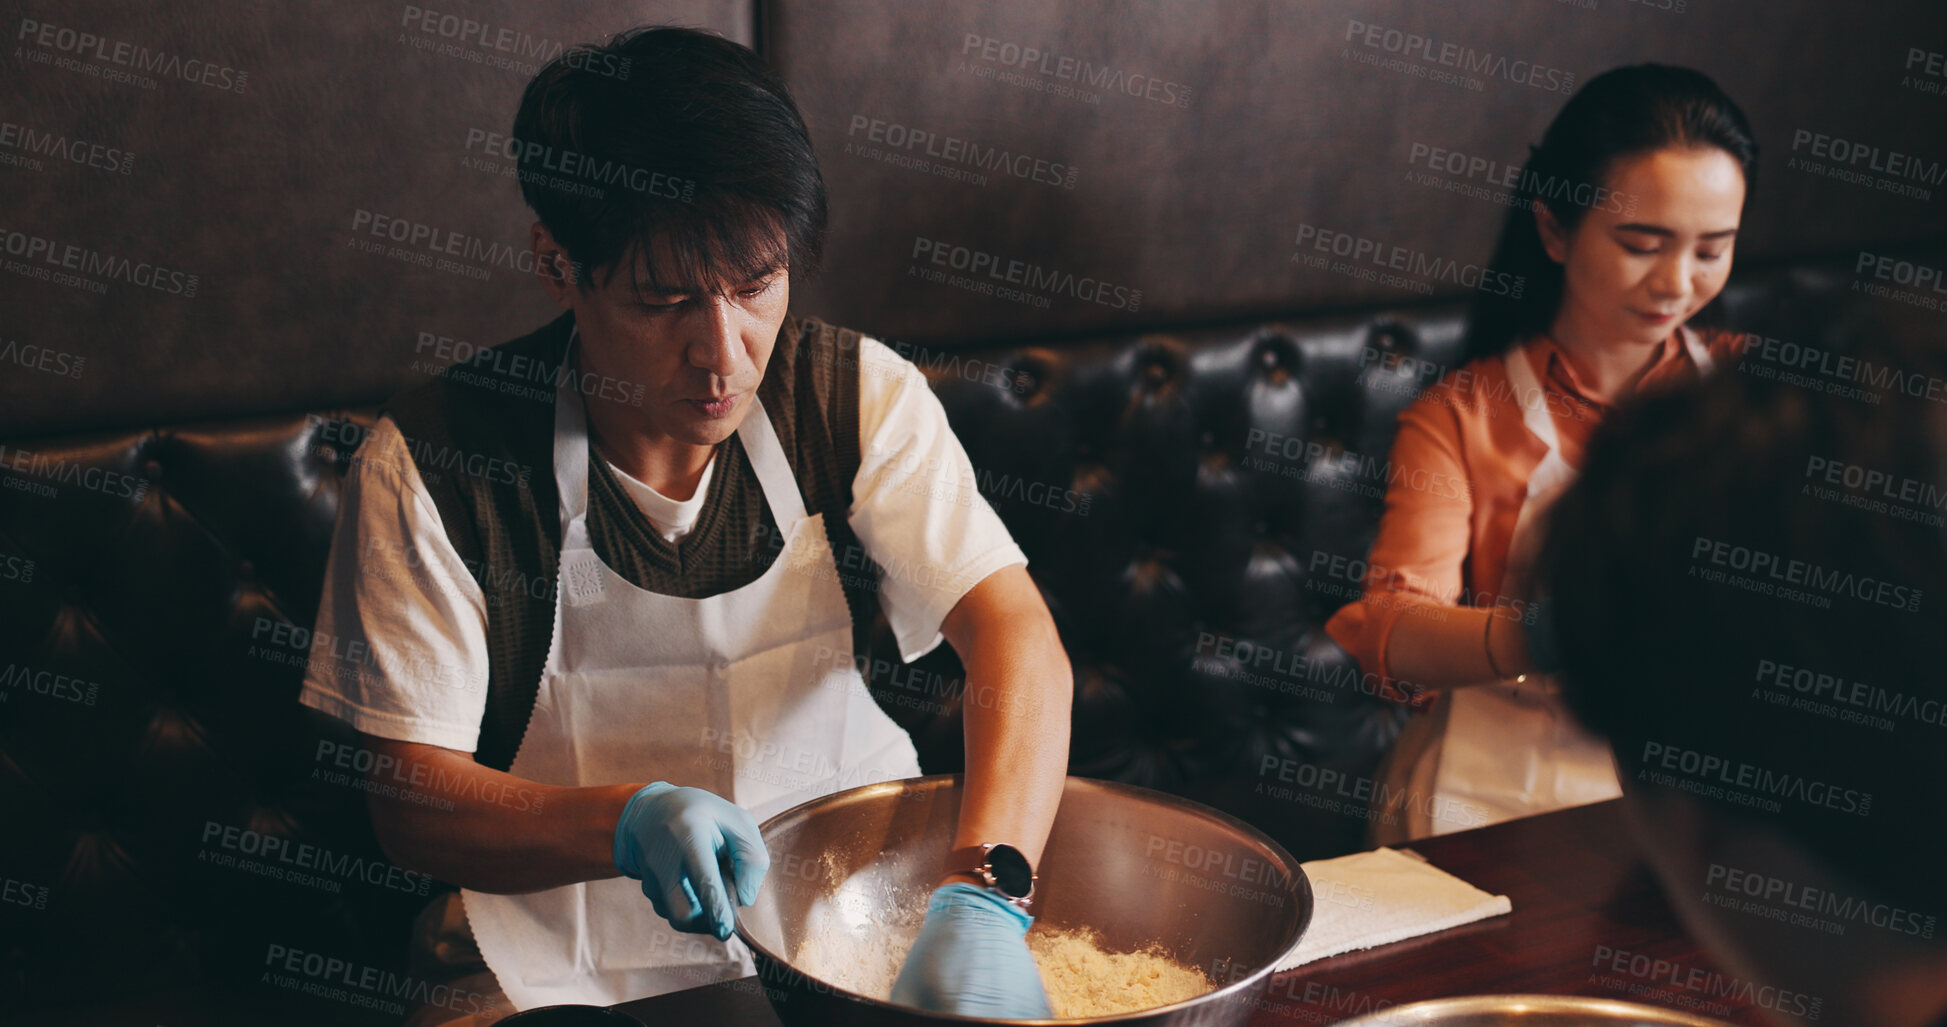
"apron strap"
553,324,592,529
736,395,809,533
1678,323,1717,375
1502,341,1560,452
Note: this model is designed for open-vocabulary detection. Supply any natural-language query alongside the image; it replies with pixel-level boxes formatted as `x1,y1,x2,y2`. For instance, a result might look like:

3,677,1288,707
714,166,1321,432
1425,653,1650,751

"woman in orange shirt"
1324,64,1756,841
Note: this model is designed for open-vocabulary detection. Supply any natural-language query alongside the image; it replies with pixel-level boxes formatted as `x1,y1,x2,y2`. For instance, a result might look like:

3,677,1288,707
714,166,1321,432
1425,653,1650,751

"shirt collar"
1535,329,1687,412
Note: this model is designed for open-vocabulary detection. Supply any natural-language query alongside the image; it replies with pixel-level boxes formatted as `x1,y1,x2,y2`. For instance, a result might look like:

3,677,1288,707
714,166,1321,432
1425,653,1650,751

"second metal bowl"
1331,994,1741,1025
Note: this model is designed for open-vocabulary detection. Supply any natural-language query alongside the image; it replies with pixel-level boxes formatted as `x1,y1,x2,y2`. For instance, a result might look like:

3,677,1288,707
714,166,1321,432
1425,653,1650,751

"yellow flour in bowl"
793,921,1213,1019
1026,926,1212,1018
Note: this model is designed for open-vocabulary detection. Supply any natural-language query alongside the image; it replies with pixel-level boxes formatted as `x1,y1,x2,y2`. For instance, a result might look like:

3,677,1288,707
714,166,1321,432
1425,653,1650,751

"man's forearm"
364,738,643,894
946,576,1072,869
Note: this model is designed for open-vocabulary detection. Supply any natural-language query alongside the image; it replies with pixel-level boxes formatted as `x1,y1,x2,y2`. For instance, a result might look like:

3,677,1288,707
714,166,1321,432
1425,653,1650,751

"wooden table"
613,800,1771,1025
1237,800,1768,1025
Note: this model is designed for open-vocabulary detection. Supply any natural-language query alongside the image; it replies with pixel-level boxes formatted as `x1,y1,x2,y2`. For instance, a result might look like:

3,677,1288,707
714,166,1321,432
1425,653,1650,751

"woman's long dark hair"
1463,64,1759,363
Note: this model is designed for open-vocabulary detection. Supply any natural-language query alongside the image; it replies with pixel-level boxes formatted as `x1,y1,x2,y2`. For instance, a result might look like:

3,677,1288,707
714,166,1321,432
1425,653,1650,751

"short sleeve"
297,416,493,750
848,338,1029,663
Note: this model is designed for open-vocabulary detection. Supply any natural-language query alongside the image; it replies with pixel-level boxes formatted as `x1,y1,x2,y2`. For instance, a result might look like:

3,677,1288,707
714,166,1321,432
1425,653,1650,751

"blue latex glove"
891,882,1052,1018
611,782,769,941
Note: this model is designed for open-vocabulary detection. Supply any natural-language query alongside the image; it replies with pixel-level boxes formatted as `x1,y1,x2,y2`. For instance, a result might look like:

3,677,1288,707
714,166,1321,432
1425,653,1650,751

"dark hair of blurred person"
1542,298,1947,1027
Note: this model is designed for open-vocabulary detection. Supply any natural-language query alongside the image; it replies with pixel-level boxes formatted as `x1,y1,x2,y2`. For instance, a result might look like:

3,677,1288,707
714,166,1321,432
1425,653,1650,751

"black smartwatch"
946,843,1037,913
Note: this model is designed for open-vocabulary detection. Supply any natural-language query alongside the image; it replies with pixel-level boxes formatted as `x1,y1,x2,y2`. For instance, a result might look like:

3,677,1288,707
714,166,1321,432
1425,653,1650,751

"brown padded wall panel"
768,0,1947,345
0,1,754,438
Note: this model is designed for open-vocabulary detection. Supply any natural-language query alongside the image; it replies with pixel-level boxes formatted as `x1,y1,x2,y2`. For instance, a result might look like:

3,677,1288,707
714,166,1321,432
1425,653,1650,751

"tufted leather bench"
0,258,1871,1023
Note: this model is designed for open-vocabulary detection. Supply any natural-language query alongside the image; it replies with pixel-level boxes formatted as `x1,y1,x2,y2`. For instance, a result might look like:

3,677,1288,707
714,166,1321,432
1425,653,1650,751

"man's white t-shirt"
297,336,1027,752
604,450,715,543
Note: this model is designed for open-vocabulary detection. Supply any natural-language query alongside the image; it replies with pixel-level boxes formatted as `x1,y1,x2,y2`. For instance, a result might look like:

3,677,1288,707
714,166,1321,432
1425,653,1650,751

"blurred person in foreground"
1541,299,1947,1027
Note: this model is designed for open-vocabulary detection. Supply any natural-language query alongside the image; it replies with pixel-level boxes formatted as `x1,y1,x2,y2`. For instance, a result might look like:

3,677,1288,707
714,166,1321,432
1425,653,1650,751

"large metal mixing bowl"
735,775,1312,1026
1331,994,1740,1025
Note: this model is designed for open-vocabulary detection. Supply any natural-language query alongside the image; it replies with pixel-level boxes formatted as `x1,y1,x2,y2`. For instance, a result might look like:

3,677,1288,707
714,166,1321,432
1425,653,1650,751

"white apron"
462,329,921,1010
1428,330,1714,835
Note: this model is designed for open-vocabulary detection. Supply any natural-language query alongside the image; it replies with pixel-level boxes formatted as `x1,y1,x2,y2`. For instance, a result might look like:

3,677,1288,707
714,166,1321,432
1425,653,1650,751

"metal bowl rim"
1328,992,1741,1026
734,773,1315,1025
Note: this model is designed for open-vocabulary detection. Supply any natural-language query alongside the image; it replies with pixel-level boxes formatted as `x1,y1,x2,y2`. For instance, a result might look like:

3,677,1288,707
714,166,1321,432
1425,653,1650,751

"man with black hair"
1540,302,1947,1027
300,27,1069,1021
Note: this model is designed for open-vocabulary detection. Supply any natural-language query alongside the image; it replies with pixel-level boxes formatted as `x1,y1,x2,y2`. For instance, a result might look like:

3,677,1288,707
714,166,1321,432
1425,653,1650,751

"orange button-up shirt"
1323,326,1742,703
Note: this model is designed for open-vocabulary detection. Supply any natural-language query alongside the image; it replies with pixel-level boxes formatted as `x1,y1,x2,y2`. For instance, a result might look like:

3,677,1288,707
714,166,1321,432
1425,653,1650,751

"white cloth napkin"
1275,846,1512,971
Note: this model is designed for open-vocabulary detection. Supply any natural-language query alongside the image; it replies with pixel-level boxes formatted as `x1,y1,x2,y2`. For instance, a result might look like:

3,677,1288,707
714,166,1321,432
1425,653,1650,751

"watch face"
986,844,1033,898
